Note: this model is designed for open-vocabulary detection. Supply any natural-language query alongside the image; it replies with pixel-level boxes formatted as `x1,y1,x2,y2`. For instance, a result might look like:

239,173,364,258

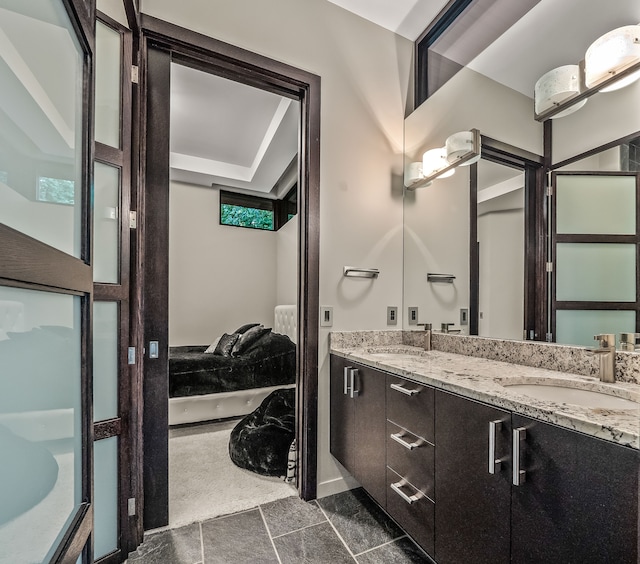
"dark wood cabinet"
329,356,386,505
330,355,639,564
511,414,638,564
435,390,511,564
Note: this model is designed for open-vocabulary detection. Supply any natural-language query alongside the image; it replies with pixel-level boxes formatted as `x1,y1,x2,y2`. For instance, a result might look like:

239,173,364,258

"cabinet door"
435,390,511,564
511,415,638,563
352,363,387,505
329,355,355,474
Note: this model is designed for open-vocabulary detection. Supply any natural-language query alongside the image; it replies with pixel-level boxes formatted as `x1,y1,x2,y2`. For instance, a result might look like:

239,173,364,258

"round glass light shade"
534,65,587,118
423,147,455,179
585,25,640,92
404,161,423,187
445,131,480,165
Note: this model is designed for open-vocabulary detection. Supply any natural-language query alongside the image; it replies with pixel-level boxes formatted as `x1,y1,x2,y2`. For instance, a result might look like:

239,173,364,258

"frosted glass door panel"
556,243,636,302
0,1,84,258
95,21,121,148
557,310,636,347
0,286,82,564
94,162,120,283
556,175,636,235
94,437,118,559
93,301,118,422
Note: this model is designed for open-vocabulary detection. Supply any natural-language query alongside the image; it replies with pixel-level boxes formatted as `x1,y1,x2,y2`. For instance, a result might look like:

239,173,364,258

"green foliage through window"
221,203,274,230
37,176,75,205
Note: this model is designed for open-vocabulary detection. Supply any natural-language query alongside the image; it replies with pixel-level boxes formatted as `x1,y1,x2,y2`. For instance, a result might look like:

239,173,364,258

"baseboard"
316,475,360,498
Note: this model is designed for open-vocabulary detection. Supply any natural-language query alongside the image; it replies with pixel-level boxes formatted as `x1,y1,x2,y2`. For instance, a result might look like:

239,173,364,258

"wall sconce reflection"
405,129,480,190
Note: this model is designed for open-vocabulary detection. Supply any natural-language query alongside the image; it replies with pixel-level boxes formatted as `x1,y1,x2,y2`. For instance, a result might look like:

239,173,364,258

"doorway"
138,17,320,530
167,61,301,525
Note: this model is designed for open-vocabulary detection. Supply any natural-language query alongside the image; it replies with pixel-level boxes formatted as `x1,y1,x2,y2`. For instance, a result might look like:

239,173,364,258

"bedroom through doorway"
166,62,300,526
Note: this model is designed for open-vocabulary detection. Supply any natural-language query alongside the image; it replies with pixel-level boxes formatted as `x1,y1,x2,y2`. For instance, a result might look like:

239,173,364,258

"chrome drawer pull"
350,368,359,398
390,432,423,450
390,382,420,396
390,480,422,504
343,366,351,395
488,420,503,474
512,427,527,486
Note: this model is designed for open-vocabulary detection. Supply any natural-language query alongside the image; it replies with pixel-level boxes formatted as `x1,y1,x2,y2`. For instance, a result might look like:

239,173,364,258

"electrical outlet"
460,308,469,326
408,307,418,325
387,306,398,326
320,306,333,327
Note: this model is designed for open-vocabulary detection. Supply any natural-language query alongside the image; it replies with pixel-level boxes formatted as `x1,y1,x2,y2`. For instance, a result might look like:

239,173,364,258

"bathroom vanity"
329,333,639,563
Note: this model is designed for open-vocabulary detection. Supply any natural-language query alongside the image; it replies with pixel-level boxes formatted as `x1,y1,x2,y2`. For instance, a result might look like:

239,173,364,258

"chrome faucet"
441,322,461,334
417,323,432,350
589,334,616,383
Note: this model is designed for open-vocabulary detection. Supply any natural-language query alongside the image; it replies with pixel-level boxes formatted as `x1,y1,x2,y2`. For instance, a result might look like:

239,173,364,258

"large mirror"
403,0,640,346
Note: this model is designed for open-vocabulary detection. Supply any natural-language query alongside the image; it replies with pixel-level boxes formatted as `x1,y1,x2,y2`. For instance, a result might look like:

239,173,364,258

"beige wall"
168,181,278,346
276,214,298,307
142,0,414,495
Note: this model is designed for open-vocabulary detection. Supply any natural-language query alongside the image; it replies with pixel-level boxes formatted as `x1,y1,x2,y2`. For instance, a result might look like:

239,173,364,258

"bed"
168,305,297,425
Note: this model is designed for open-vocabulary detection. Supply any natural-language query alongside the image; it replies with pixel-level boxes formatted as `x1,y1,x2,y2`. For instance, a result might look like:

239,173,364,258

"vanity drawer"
386,421,434,499
386,467,435,557
386,375,434,442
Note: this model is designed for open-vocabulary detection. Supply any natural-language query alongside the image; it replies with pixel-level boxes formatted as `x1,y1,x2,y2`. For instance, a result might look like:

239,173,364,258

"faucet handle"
619,332,640,351
594,334,616,348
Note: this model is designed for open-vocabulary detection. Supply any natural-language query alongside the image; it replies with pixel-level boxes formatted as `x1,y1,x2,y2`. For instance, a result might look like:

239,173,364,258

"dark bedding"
169,331,296,397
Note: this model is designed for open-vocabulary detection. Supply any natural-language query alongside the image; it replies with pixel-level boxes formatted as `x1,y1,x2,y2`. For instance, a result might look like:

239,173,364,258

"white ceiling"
170,64,298,195
325,0,449,40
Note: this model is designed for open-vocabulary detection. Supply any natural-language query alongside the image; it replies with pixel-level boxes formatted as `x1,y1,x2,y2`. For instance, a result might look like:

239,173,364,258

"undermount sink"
364,345,430,358
501,380,639,410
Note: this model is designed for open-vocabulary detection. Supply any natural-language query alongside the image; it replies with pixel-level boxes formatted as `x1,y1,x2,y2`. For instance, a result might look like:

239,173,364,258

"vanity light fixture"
423,147,455,180
535,23,640,121
406,128,480,190
534,65,587,119
584,24,640,92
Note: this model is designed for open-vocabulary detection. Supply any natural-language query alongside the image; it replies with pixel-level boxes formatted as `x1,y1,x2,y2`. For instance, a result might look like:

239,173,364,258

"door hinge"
128,347,136,365
546,332,553,342
129,211,137,229
131,65,139,84
546,184,553,197
546,261,553,272
128,498,136,516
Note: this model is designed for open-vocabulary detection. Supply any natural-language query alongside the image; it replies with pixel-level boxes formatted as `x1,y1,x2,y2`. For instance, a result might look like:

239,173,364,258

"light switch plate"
387,306,398,325
320,306,333,327
408,307,418,325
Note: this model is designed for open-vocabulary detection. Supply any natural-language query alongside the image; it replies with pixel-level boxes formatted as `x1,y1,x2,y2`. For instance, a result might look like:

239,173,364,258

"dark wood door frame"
137,15,320,530
469,136,546,340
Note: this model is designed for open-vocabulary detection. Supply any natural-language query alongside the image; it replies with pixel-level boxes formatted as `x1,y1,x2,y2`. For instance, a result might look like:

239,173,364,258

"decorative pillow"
234,322,261,334
204,336,221,354
231,325,271,357
213,333,239,357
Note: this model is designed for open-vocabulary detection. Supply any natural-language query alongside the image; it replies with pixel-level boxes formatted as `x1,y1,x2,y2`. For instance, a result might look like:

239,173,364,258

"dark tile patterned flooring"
127,488,433,563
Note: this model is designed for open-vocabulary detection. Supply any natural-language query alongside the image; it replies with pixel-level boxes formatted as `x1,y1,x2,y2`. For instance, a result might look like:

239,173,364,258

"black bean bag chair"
229,388,295,478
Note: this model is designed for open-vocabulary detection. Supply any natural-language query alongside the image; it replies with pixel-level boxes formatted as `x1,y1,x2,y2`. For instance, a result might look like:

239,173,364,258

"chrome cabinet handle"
390,432,423,450
343,366,352,395
390,382,420,396
488,420,503,474
512,427,527,486
350,368,359,398
390,480,422,504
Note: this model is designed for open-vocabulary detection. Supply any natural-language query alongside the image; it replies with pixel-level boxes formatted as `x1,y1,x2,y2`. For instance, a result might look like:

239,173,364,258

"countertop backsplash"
330,330,640,385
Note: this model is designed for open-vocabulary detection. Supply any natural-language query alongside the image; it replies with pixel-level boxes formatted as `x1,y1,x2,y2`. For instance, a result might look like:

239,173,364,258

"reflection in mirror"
404,0,639,345
551,140,640,347
477,160,524,339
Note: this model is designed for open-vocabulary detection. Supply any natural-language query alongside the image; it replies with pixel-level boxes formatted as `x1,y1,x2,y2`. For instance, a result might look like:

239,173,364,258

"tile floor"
127,488,434,563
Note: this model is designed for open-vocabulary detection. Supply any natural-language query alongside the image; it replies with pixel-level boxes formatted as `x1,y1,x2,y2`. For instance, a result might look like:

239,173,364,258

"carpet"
169,420,296,528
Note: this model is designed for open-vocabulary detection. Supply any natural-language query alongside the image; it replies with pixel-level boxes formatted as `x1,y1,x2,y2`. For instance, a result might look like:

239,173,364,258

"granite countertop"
331,344,640,449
